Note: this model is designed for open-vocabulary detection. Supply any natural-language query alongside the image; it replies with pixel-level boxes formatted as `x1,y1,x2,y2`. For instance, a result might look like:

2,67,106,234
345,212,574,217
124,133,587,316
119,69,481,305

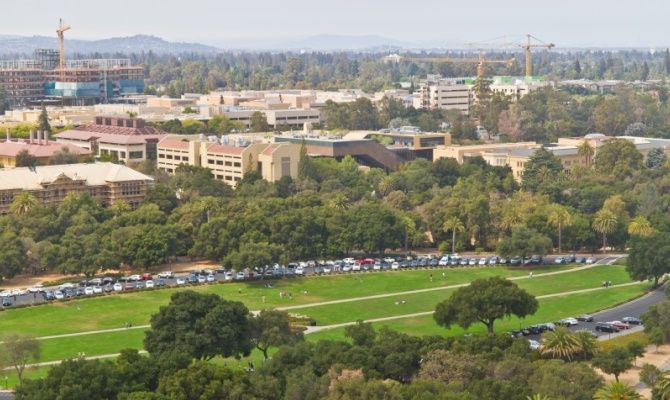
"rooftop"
0,140,91,158
0,162,153,191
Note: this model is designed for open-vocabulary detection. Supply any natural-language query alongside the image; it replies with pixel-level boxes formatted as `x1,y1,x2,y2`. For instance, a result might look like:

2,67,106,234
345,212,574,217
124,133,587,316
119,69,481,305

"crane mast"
520,34,554,77
56,19,71,78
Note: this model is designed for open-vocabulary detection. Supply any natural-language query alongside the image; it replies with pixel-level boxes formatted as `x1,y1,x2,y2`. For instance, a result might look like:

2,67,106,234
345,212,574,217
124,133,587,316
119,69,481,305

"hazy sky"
2,0,669,48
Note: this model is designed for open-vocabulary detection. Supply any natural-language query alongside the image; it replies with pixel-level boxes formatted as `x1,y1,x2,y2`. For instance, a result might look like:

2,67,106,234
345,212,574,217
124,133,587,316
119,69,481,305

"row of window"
215,175,242,182
207,159,240,167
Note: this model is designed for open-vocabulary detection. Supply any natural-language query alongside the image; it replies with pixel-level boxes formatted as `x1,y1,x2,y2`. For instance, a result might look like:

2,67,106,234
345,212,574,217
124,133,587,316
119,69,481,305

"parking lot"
0,253,605,309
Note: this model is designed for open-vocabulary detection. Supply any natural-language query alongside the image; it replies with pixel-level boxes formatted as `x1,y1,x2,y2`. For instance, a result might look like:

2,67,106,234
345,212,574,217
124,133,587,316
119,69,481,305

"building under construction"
0,21,144,107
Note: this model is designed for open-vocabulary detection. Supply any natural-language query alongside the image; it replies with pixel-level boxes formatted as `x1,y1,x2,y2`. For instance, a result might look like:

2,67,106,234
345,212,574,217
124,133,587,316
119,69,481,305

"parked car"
84,287,94,295
459,258,469,266
488,256,498,265
224,271,233,281
383,257,395,264
559,317,579,326
576,314,594,322
158,271,174,279
439,257,450,266
187,275,198,284
621,317,642,325
554,256,565,264
235,272,246,280
529,255,543,264
575,256,586,263
499,257,508,264
595,323,619,333
93,286,103,294
609,321,631,330
145,280,155,288
510,256,522,265
478,257,487,265
44,291,56,300
295,266,305,275
468,258,476,266
528,339,541,350
28,285,44,293
323,266,332,273
135,281,146,289
586,257,596,264
2,297,12,307
176,278,186,285
54,291,65,300
141,273,152,281
206,275,215,282
129,275,141,281
113,283,124,292
197,276,207,284
155,279,167,287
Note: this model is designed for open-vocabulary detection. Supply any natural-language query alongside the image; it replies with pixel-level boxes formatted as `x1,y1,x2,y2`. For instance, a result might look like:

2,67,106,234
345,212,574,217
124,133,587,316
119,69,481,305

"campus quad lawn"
0,264,578,337
307,283,651,341
283,264,634,326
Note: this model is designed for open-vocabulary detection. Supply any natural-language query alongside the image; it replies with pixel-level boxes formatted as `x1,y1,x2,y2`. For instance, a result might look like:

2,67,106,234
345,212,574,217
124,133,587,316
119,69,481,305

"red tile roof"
206,143,245,155
261,143,280,156
55,123,168,145
158,138,191,150
0,140,92,158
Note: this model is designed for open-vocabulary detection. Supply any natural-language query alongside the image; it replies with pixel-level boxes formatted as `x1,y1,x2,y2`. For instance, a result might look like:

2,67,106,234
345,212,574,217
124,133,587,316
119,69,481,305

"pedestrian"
429,273,433,282
441,272,446,279
529,271,533,278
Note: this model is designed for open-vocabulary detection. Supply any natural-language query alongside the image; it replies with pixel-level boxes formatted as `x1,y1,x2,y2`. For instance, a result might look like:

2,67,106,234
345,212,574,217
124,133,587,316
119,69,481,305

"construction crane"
519,34,554,77
56,19,71,74
385,52,514,81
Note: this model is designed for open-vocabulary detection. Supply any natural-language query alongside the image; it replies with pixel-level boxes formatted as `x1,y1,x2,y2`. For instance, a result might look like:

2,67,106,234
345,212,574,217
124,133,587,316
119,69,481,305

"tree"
442,216,464,254
49,147,80,165
592,347,634,382
547,204,573,253
37,106,51,134
646,147,667,169
627,234,670,286
627,215,655,237
627,341,645,367
144,291,252,360
594,139,643,179
496,227,552,263
540,327,579,361
641,61,650,81
521,148,563,192
0,230,27,281
528,360,603,400
592,209,618,253
222,242,284,278
577,140,594,168
639,363,662,388
250,111,269,132
9,192,40,215
647,328,666,352
15,149,38,169
642,302,670,342
344,321,376,347
297,138,315,180
434,276,538,334
250,310,302,360
594,381,641,400
1,334,41,385
572,329,598,361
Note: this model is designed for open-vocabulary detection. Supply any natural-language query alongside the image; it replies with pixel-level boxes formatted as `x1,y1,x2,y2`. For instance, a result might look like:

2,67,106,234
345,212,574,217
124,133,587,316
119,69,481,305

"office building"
0,130,91,167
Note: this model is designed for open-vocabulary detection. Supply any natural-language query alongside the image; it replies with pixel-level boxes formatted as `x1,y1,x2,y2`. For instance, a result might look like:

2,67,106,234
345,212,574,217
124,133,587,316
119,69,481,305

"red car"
609,321,631,330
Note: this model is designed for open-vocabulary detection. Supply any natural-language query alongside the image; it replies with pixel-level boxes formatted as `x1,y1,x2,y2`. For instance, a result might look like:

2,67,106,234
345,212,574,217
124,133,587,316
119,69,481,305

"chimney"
5,128,9,142
45,130,49,145
37,130,42,145
30,130,35,144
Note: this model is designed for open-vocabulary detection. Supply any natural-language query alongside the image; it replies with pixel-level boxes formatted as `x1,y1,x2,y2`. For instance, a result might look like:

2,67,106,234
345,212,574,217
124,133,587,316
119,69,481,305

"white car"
235,272,246,280
322,266,332,274
93,286,103,294
478,258,487,265
528,339,541,350
197,276,206,284
145,280,155,288
113,283,124,292
27,285,44,293
391,262,400,270
343,257,355,264
128,275,141,281
352,263,361,271
586,257,596,264
59,282,75,290
84,287,94,295
560,317,579,326
468,258,477,265
383,257,395,264
224,272,233,281
295,266,305,275
438,257,449,266
206,275,215,282
157,271,174,278
373,263,381,271
54,291,65,299
176,278,186,285
89,278,102,286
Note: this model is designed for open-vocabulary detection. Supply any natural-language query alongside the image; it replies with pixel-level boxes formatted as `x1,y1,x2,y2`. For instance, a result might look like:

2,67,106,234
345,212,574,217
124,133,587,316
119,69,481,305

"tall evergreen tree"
38,106,51,134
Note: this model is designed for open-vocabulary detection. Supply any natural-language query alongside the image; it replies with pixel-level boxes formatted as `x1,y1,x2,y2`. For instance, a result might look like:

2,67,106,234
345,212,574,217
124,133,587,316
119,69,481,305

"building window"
120,152,126,159
233,162,241,167
225,161,232,166
129,151,143,159
208,159,214,164
158,153,165,159
167,154,173,159
281,156,291,177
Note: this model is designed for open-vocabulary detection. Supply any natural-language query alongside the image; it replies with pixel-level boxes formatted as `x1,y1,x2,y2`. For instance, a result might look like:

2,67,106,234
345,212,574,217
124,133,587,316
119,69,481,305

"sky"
1,0,669,48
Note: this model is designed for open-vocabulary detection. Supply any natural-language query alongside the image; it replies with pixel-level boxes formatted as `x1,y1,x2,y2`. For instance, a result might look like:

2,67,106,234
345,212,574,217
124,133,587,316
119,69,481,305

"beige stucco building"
157,136,300,187
0,162,153,213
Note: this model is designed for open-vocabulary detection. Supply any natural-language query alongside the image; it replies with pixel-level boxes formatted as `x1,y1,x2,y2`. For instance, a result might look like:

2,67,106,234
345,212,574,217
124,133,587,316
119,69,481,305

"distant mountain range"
0,34,221,55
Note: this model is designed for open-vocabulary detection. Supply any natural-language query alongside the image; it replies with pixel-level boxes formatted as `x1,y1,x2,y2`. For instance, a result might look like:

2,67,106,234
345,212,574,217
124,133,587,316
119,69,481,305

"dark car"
155,278,167,287
565,254,576,263
529,255,543,264
577,314,594,322
2,297,11,307
510,256,522,265
526,325,543,335
430,258,439,266
595,323,619,333
509,330,523,338
622,317,642,325
419,258,428,267
575,256,586,263
44,291,56,301
410,260,419,268
187,274,198,284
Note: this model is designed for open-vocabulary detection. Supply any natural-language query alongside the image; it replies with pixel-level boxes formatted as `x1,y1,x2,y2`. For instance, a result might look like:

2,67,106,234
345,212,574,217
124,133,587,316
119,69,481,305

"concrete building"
433,142,540,164
0,130,92,167
55,116,167,162
157,136,300,187
343,129,451,160
418,77,473,114
0,162,153,213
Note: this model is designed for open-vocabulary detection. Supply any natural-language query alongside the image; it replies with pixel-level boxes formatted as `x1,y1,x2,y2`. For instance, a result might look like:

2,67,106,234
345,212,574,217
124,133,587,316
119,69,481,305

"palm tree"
329,193,350,212
572,329,598,360
593,209,618,254
547,205,573,253
377,176,394,197
500,207,522,233
442,217,465,254
577,140,595,168
9,192,39,215
656,372,670,399
526,395,551,400
541,326,579,361
628,215,655,237
593,381,641,400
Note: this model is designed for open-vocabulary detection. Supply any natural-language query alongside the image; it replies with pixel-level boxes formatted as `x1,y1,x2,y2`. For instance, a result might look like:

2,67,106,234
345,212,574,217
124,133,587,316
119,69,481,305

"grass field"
0,264,577,337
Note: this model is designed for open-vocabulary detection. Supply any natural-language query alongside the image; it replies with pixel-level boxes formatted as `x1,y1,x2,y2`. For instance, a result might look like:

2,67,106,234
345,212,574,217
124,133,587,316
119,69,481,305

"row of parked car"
510,314,642,339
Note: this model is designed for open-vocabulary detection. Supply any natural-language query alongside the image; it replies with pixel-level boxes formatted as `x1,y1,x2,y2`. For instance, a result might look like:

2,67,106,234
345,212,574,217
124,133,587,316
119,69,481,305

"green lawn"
293,265,633,326
0,264,577,337
308,284,651,340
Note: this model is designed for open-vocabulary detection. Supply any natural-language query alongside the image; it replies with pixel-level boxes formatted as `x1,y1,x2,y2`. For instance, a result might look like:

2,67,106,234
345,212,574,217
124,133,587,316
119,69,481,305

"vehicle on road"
528,339,541,350
113,283,123,292
595,323,619,333
157,271,174,279
576,314,594,322
559,317,579,326
235,272,245,280
621,317,642,325
176,278,186,285
145,280,155,288
586,257,596,264
609,321,631,330
2,297,11,307
93,286,103,294
84,287,94,295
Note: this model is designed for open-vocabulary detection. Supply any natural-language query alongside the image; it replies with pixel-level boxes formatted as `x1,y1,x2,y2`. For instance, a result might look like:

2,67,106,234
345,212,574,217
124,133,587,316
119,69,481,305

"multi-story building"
418,77,473,114
55,116,167,162
157,136,300,187
0,129,91,167
433,142,540,164
0,162,153,214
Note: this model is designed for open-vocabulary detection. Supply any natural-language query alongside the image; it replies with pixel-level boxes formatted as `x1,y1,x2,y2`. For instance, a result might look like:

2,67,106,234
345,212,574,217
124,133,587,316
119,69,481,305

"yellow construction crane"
56,19,71,72
519,34,554,77
385,52,514,81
